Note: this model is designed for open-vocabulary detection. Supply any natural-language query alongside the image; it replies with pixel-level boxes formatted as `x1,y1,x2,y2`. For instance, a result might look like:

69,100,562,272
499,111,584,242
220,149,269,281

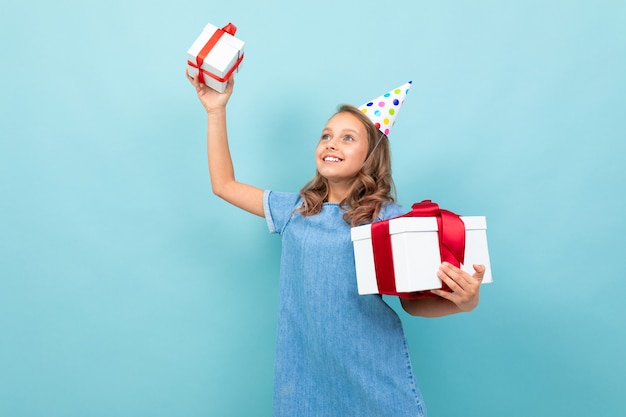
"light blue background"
1,0,625,416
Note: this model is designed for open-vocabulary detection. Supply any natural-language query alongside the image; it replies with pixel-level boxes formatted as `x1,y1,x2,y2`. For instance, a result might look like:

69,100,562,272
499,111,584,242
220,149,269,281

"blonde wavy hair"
298,104,396,226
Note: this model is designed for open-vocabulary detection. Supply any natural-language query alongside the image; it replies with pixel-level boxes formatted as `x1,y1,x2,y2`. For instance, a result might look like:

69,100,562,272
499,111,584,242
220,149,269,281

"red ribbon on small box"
188,22,244,85
371,200,466,299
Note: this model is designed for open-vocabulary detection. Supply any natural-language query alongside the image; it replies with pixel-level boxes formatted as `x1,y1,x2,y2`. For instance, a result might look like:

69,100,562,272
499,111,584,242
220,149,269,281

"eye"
320,134,331,141
343,135,355,142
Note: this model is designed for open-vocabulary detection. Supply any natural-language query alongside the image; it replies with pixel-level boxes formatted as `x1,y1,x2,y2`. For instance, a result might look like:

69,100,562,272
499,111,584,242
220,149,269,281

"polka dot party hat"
358,81,412,136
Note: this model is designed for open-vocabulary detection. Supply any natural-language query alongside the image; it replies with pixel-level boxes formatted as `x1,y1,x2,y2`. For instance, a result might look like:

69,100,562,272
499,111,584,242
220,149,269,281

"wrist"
206,106,227,117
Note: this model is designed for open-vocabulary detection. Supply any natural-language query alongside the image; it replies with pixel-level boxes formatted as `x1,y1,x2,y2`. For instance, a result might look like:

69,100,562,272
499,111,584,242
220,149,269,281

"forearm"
205,108,265,216
400,296,463,318
206,109,236,196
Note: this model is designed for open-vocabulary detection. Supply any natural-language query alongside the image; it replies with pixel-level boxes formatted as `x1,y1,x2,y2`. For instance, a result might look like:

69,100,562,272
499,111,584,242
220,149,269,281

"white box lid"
350,223,372,241
351,216,487,241
390,216,486,233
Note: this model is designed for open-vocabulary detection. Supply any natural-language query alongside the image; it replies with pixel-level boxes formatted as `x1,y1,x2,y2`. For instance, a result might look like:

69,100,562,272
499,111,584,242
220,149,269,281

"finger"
224,76,235,93
186,69,199,86
472,264,486,283
438,262,472,290
442,262,484,290
430,288,456,302
186,70,206,92
437,265,464,293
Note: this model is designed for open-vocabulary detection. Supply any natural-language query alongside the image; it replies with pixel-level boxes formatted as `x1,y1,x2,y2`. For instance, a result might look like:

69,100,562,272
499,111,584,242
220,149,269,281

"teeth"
324,157,341,162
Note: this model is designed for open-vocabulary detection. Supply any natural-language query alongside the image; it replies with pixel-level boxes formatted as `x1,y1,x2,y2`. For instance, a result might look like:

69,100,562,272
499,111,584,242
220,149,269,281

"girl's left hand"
430,262,485,312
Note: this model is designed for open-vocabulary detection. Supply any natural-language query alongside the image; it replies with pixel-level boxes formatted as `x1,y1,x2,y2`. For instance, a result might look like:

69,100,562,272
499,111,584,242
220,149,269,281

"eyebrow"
323,127,360,135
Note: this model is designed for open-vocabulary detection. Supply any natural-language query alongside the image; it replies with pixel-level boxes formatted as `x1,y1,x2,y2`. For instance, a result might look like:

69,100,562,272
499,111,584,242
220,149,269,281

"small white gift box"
351,216,493,295
187,22,245,93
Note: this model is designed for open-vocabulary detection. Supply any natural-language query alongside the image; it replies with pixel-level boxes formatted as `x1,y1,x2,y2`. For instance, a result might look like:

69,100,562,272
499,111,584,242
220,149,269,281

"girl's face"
315,112,370,186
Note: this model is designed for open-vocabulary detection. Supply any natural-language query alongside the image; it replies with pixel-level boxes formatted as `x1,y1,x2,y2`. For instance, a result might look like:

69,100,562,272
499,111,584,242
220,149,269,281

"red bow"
370,200,466,299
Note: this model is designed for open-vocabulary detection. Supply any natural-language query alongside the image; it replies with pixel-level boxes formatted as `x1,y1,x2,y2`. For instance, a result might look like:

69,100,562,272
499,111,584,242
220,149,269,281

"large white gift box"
187,22,245,93
351,216,493,295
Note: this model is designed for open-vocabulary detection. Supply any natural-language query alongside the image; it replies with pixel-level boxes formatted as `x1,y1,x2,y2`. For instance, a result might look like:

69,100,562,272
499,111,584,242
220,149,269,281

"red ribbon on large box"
370,200,466,299
188,22,244,85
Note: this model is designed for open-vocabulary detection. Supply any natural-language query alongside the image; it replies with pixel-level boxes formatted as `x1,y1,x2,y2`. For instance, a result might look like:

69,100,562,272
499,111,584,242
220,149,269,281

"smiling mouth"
323,156,343,162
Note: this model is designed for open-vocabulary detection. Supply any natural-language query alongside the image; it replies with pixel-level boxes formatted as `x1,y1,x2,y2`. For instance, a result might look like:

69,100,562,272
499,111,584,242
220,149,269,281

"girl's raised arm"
187,72,264,217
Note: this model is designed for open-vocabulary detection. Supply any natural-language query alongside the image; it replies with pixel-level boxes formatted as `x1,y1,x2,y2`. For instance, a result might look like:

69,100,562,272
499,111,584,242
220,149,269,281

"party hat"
358,81,412,136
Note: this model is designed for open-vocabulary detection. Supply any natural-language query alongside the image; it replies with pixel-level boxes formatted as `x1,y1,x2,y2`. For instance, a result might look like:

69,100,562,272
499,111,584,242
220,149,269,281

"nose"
326,138,338,150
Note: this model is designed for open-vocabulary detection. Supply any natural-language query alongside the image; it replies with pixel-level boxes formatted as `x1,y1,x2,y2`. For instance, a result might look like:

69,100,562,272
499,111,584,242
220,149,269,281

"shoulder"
264,190,301,211
263,190,302,234
377,201,405,221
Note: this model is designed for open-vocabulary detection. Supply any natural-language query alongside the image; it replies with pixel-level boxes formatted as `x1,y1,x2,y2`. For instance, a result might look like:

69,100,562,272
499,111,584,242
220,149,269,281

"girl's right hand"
186,69,234,113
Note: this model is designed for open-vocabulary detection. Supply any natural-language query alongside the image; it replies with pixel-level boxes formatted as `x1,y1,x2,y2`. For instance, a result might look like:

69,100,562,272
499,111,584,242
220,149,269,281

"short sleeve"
263,190,302,235
377,202,406,222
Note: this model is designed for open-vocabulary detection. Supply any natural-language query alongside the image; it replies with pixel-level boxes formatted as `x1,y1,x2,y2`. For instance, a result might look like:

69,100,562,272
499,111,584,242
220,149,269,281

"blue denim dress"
263,190,427,417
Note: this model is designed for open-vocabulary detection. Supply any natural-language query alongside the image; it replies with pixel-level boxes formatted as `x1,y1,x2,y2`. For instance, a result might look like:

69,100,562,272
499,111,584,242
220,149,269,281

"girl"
187,73,485,417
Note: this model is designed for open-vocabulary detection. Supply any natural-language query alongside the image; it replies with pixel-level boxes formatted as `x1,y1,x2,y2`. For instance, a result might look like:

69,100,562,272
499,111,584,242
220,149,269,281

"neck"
326,182,351,203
